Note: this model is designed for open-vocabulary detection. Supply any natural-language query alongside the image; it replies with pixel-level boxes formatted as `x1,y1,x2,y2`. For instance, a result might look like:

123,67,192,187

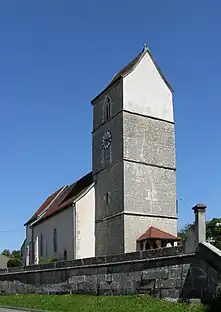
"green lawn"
0,294,206,312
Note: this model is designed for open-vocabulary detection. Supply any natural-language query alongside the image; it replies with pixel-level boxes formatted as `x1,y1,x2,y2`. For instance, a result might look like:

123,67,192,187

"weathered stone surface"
0,251,192,298
0,246,184,275
156,278,180,289
188,298,202,305
161,289,181,299
142,267,169,280
0,244,221,301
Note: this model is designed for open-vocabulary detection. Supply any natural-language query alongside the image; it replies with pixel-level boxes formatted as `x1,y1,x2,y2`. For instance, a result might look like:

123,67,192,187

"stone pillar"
192,204,207,244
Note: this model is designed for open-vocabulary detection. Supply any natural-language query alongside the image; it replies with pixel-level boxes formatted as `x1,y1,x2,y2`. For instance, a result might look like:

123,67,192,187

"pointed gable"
137,226,180,242
91,45,173,104
108,45,173,92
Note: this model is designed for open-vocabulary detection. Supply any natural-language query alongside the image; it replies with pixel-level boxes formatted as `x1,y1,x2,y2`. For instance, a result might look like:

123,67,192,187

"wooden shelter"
137,226,181,250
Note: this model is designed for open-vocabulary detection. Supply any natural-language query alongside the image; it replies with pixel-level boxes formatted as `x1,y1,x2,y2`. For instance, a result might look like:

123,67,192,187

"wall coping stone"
0,246,184,275
198,242,221,274
0,252,195,276
202,242,221,257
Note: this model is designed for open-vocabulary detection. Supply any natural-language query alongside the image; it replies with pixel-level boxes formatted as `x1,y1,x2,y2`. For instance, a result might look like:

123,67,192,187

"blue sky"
0,1,221,251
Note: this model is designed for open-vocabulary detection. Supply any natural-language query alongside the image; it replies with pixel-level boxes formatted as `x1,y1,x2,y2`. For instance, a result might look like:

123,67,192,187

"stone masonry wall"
196,243,221,298
123,112,176,169
0,246,195,298
1,245,221,301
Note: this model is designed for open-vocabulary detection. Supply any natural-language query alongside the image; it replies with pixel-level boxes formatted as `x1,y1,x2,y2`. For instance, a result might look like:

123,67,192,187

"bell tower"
92,45,177,256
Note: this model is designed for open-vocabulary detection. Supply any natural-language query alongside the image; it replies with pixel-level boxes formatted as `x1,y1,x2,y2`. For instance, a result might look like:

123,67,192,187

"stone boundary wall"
199,243,221,274
1,244,221,300
195,243,221,298
0,246,183,275
0,246,199,299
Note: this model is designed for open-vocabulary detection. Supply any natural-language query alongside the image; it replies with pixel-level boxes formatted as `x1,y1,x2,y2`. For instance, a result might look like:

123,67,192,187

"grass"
0,294,206,312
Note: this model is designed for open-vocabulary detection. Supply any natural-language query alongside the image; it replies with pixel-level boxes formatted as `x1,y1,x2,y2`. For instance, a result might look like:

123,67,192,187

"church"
22,45,180,266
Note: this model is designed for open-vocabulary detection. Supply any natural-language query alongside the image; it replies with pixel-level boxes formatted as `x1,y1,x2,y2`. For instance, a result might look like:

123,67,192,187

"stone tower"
91,46,177,256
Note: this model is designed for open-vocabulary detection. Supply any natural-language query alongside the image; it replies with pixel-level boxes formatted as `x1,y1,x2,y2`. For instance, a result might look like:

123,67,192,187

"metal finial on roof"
143,43,148,51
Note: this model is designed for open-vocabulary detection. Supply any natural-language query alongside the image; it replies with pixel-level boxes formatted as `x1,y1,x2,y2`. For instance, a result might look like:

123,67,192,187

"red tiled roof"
35,185,75,222
137,226,181,242
24,186,65,226
58,185,92,211
30,172,93,226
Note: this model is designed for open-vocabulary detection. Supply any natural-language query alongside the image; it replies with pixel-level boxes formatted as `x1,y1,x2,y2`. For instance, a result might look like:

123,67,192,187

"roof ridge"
29,186,68,227
30,172,93,226
107,47,146,84
24,185,67,226
150,226,178,238
137,226,180,242
91,45,173,104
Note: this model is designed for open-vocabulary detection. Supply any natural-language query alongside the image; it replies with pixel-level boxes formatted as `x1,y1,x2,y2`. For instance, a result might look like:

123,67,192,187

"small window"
53,228,57,253
64,249,67,260
106,105,110,120
104,95,112,121
40,233,43,257
105,192,109,206
45,242,48,257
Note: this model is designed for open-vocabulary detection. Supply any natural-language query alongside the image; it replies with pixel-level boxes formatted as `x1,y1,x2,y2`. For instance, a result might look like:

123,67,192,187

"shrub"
206,282,221,311
48,258,57,263
7,258,22,268
39,259,48,265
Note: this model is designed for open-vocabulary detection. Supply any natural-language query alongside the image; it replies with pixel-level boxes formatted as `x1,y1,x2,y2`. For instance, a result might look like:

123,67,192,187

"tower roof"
91,44,173,104
137,226,180,242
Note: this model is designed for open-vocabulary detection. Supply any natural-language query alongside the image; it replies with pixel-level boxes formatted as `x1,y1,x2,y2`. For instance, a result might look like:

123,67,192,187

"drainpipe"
72,203,76,260
31,227,34,264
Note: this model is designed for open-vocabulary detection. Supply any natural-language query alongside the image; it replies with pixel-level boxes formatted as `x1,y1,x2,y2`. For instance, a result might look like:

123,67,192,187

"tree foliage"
178,218,221,249
10,250,21,259
206,218,221,249
1,249,22,267
1,249,21,259
1,249,10,257
178,224,191,243
7,258,22,268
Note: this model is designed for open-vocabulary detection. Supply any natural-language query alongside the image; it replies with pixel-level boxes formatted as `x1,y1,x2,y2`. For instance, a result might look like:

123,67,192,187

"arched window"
104,95,112,121
53,228,57,253
64,249,67,260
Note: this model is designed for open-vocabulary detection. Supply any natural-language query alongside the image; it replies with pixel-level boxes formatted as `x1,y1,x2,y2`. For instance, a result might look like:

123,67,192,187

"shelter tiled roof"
137,226,181,242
